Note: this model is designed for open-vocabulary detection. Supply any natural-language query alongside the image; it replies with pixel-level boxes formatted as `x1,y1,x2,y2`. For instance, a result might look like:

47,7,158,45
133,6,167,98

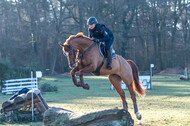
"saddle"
99,42,116,59
91,43,116,76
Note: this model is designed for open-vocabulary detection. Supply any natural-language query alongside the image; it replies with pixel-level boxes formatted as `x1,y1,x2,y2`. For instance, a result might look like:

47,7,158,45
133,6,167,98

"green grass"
0,74,190,126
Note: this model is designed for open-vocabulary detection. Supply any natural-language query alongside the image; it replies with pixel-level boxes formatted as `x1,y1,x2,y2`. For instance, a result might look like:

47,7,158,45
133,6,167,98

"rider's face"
89,23,96,29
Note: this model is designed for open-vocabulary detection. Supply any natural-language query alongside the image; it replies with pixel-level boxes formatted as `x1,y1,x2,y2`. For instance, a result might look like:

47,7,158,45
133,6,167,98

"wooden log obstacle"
1,88,48,113
43,107,134,126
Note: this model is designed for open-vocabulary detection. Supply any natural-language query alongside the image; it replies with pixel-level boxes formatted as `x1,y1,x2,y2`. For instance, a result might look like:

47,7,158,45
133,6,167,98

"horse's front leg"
70,66,81,87
78,64,95,90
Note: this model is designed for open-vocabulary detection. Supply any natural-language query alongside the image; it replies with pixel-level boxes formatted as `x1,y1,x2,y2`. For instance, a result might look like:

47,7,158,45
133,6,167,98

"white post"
31,71,34,121
150,64,154,89
36,71,42,88
185,67,188,78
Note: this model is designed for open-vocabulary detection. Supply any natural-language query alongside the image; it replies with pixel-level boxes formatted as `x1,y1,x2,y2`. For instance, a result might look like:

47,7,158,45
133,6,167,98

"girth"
91,58,105,76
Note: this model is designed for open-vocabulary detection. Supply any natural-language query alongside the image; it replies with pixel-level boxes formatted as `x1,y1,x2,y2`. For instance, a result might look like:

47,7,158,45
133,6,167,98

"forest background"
0,0,190,78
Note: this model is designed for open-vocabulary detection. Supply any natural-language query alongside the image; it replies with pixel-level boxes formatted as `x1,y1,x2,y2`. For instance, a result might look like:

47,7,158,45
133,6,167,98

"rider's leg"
106,49,112,70
105,36,114,70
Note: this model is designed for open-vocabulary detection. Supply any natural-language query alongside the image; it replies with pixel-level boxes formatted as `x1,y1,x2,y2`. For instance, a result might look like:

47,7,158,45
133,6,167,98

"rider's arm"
98,27,110,42
89,33,92,38
98,31,109,42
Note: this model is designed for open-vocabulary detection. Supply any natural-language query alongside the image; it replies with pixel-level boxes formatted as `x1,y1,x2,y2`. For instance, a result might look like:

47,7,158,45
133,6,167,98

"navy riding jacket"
88,23,113,42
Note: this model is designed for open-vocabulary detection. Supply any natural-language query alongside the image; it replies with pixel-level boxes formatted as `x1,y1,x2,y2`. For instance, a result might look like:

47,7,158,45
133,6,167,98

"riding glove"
93,39,100,43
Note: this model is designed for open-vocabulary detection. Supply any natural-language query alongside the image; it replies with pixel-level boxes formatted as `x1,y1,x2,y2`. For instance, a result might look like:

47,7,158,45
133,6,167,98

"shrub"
40,83,58,93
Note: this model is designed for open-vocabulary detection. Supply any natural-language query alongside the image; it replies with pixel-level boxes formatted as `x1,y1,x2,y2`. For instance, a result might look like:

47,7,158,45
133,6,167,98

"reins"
66,39,106,75
78,42,96,67
69,41,96,68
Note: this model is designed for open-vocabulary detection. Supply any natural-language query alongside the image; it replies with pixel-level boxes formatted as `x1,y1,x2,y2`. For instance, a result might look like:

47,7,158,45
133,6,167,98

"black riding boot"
106,49,112,70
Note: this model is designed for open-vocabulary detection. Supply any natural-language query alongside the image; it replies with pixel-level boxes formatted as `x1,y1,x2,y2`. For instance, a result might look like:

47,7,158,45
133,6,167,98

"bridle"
64,45,77,69
64,42,96,69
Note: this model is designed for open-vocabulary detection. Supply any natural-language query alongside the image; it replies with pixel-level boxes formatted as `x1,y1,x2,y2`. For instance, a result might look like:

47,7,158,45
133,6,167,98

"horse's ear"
59,42,64,47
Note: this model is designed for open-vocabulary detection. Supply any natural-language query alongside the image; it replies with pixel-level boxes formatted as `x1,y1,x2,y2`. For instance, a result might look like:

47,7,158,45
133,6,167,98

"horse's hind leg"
108,74,128,111
127,83,142,120
122,79,142,120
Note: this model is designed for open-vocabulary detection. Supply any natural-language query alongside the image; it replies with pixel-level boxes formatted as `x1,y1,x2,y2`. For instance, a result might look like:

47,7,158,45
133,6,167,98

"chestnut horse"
59,32,146,121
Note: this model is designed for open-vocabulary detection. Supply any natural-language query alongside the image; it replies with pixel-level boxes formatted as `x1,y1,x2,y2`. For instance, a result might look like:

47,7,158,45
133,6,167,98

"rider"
87,16,114,70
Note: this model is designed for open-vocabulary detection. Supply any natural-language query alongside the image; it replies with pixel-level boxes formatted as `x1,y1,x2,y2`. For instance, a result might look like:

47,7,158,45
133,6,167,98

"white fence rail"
111,75,151,90
2,78,38,94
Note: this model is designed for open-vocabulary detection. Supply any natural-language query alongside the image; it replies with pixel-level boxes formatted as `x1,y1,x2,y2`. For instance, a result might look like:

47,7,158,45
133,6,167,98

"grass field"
0,74,190,126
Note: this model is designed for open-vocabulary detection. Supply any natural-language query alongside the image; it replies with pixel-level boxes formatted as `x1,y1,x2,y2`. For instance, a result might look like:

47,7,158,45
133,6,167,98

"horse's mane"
65,32,92,44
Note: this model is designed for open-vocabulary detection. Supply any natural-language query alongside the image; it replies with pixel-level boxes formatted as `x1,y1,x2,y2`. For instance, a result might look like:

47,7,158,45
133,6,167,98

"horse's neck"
71,38,93,52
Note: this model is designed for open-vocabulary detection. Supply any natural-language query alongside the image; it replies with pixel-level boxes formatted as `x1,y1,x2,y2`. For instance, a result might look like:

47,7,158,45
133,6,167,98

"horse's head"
59,33,94,69
59,42,77,69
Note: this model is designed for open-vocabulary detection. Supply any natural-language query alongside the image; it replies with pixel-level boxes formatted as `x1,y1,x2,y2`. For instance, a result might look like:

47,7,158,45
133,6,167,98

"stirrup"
107,66,112,70
107,64,112,70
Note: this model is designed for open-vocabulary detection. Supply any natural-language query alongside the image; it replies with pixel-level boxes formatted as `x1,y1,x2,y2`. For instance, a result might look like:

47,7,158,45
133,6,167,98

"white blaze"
65,52,70,65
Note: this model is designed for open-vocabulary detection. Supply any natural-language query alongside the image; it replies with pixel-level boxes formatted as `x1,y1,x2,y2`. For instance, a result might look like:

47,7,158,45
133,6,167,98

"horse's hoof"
107,66,112,70
124,108,128,111
83,84,90,90
138,120,142,125
77,81,81,85
136,112,142,120
75,82,81,87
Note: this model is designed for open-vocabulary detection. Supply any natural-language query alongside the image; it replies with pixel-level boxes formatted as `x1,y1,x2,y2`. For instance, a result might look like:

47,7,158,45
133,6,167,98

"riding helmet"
87,17,97,25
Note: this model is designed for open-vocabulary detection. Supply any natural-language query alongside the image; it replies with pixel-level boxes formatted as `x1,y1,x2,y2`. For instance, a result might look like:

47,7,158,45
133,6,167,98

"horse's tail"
127,60,146,97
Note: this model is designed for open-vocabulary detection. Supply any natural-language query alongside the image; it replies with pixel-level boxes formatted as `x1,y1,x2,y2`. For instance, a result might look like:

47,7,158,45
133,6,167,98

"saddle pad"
98,43,116,59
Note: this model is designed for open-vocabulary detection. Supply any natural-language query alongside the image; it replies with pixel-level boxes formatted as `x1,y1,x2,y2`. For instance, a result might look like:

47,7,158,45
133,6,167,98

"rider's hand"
93,39,99,43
